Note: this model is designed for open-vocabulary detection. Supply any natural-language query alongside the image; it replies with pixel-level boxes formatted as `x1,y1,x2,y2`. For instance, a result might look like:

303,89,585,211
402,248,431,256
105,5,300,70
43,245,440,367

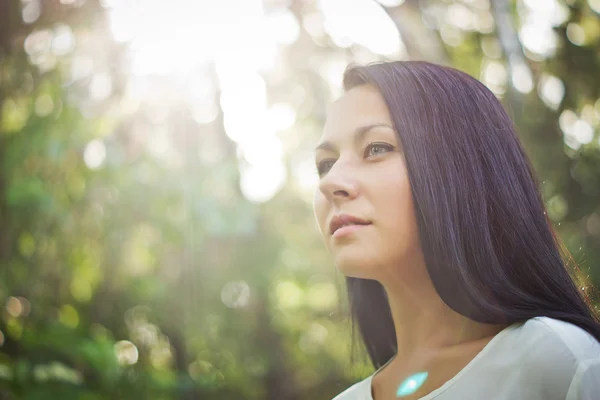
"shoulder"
331,375,372,400
511,317,600,399
523,317,600,362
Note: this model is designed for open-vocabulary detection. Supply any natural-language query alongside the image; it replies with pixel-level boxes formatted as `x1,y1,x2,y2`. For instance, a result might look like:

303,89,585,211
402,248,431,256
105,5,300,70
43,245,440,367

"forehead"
322,85,392,137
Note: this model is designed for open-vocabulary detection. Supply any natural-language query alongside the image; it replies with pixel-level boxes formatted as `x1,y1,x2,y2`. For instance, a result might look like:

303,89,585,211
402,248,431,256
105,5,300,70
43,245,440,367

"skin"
313,85,508,399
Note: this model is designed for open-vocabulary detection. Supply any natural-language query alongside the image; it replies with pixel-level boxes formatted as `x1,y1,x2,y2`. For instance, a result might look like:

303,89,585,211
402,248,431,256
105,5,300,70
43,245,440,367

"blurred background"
0,0,599,398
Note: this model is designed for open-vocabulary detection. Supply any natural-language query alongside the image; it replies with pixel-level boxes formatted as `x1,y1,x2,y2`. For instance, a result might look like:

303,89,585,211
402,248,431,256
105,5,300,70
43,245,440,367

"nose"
318,160,359,202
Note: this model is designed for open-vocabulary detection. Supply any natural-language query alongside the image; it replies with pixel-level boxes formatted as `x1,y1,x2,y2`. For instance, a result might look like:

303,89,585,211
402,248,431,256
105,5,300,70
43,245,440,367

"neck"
378,254,506,362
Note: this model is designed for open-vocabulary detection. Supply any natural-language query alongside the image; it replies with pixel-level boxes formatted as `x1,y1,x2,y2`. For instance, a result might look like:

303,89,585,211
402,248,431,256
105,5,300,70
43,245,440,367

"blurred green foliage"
0,0,599,399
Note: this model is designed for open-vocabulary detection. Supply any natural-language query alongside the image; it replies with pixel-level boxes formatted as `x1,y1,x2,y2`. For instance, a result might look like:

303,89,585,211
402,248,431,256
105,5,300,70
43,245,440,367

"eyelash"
315,142,396,177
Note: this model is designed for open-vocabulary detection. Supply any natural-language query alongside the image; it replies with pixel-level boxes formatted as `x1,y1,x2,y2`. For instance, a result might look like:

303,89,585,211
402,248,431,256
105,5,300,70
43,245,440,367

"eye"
365,142,395,158
316,159,336,177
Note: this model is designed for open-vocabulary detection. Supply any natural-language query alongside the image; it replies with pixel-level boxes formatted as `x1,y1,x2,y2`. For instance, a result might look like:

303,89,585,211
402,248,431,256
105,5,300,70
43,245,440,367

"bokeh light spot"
538,74,564,110
22,0,41,24
59,304,80,328
189,360,213,380
547,194,568,221
52,25,76,56
307,282,338,311
511,62,533,94
24,29,53,57
18,297,31,317
18,232,36,258
481,60,507,95
299,323,328,353
275,281,304,309
83,139,106,169
34,94,54,117
71,55,94,81
114,340,139,365
519,21,558,59
566,23,586,46
221,281,251,309
89,73,113,101
5,297,23,318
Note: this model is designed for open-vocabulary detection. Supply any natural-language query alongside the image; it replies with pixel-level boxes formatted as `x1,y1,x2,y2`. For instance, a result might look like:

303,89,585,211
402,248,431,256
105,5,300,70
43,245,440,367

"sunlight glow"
220,73,268,141
303,12,327,40
241,135,283,167
191,102,219,124
268,103,297,132
108,0,279,77
319,56,349,98
104,1,295,201
217,67,287,202
318,0,406,57
292,157,320,203
147,128,172,159
266,9,301,46
239,161,286,203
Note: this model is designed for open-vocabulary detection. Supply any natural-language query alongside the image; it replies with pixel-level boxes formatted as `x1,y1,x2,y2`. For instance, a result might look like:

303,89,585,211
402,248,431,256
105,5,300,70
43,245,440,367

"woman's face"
313,85,421,280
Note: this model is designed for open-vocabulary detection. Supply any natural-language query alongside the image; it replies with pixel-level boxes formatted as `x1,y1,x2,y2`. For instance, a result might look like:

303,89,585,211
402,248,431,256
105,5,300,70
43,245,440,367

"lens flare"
396,371,428,397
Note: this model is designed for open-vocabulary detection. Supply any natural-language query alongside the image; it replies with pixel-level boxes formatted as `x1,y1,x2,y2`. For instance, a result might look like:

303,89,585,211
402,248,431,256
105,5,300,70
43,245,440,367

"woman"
313,61,600,399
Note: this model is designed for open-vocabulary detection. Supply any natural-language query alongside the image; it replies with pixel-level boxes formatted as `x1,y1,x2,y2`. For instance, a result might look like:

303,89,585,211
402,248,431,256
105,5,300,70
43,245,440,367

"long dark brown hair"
341,61,600,369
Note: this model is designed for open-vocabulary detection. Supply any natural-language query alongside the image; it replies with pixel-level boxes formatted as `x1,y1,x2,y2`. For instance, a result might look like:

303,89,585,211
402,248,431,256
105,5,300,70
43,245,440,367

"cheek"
377,177,419,251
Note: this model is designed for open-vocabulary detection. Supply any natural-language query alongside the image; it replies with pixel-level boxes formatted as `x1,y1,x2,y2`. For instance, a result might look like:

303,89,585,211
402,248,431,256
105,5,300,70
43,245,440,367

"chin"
334,256,379,280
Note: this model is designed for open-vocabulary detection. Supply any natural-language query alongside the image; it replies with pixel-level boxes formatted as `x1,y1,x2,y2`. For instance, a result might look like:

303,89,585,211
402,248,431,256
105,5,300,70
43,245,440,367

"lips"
329,214,371,235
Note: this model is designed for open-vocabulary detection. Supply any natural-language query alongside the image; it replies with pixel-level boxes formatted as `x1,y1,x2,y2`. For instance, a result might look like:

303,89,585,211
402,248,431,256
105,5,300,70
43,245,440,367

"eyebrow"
314,123,395,153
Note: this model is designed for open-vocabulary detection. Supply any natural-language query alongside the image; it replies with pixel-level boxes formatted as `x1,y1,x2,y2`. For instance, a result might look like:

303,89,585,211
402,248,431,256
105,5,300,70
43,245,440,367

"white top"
332,317,600,400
